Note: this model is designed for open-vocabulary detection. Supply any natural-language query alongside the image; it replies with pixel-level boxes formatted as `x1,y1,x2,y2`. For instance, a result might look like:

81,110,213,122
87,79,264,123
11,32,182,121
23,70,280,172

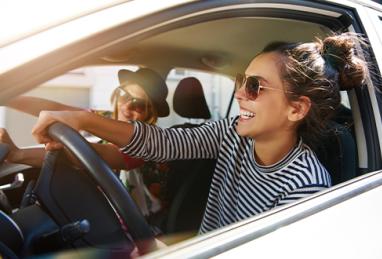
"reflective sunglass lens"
116,88,147,113
129,99,146,113
235,74,262,100
246,76,260,99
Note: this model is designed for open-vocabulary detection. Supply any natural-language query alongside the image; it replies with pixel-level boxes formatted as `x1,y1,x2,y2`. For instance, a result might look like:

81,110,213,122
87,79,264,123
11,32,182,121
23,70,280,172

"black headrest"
173,77,211,119
313,121,357,185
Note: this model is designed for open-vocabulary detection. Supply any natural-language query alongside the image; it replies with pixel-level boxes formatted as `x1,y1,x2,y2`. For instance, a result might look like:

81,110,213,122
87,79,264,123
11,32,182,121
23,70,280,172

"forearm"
49,144,126,171
6,96,83,116
8,147,46,167
121,121,222,162
32,110,135,149
79,112,135,147
61,143,141,171
91,143,127,169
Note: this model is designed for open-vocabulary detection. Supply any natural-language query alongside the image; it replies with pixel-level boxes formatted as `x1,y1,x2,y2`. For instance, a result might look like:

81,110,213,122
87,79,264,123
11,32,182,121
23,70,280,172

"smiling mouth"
239,109,255,120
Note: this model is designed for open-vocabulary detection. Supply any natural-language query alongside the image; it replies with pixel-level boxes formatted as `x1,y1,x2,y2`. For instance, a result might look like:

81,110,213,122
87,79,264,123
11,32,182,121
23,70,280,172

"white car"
0,0,382,258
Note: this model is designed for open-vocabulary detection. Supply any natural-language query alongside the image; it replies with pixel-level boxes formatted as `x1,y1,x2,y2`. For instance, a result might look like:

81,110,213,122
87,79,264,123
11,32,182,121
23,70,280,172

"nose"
234,85,247,101
119,101,130,112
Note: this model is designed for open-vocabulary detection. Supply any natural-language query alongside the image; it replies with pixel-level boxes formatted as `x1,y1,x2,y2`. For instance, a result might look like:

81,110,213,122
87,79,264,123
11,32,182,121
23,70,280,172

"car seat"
165,77,215,235
312,105,357,185
173,77,211,121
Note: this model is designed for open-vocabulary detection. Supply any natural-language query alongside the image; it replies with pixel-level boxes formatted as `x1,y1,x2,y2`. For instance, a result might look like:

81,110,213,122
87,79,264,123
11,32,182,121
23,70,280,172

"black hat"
118,68,169,117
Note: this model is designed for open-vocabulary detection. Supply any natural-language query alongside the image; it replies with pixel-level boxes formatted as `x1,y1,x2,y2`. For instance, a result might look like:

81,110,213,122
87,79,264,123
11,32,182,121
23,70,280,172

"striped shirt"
121,116,331,234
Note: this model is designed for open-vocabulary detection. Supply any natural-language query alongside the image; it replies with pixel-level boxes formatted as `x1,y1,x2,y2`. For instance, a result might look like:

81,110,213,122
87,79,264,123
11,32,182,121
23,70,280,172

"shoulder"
283,143,332,188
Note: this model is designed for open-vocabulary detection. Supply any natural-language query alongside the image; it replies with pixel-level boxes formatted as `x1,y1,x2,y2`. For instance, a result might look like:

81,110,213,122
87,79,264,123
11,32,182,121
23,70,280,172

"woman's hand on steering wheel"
32,111,87,150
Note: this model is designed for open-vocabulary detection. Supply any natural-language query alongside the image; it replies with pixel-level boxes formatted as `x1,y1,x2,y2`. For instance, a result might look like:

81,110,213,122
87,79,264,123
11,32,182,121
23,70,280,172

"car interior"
1,4,380,258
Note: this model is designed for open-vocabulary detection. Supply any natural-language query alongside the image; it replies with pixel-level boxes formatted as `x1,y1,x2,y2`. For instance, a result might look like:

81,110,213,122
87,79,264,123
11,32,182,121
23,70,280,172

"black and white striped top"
121,117,331,234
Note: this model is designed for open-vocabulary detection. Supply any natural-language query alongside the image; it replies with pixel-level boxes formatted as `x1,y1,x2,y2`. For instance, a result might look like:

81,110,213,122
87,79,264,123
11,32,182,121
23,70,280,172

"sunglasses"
235,73,287,100
115,87,148,113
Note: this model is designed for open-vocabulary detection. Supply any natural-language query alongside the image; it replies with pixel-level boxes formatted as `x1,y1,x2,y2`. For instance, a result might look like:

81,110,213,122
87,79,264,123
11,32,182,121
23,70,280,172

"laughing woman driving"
31,33,368,233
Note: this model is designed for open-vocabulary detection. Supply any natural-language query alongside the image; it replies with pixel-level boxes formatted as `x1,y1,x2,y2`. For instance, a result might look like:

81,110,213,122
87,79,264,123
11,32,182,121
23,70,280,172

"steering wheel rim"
46,122,156,254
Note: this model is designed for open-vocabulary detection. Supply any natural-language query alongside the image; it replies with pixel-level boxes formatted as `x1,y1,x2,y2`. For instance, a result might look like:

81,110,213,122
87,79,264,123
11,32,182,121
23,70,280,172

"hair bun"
321,33,367,90
322,36,353,70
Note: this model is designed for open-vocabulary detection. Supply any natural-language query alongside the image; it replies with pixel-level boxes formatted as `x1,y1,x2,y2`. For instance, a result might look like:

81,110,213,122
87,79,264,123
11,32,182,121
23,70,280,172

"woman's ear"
288,96,311,122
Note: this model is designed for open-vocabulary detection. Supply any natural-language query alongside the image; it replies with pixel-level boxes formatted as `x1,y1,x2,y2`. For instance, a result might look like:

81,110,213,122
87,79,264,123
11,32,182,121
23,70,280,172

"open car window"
1,0,382,258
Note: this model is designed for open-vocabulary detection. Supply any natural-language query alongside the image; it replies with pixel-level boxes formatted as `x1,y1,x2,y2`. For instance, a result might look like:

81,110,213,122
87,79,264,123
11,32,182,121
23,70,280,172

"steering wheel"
34,122,155,254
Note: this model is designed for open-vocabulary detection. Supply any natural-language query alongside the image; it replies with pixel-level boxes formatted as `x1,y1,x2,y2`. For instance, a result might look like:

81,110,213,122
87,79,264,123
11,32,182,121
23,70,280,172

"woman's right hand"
31,110,87,150
32,109,135,149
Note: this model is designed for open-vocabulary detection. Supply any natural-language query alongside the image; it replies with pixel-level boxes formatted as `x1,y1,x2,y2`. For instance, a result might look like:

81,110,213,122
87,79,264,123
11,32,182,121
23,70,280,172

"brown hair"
262,32,368,143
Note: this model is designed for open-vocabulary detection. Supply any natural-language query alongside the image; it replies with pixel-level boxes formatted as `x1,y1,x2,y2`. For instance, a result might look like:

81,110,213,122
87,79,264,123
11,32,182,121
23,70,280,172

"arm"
11,144,142,170
7,147,46,168
121,119,228,162
4,142,141,170
7,144,142,170
31,110,227,161
4,143,127,169
91,143,144,170
1,126,141,170
0,128,46,167
5,96,83,117
32,110,135,150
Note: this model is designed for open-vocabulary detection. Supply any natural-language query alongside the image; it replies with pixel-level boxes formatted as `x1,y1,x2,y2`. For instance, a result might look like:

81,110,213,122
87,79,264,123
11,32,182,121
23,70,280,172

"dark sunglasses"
116,87,148,113
235,73,286,100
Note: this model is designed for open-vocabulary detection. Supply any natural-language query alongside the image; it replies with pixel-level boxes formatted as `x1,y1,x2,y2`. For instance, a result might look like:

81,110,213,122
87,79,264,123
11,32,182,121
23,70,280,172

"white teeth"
240,110,255,118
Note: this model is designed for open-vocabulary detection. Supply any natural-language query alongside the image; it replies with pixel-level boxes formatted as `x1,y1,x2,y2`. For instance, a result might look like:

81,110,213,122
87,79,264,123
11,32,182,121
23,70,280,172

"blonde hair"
110,86,158,125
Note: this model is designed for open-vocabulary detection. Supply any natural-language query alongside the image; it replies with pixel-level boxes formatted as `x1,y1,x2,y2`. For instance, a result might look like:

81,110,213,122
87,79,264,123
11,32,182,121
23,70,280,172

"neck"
253,132,298,166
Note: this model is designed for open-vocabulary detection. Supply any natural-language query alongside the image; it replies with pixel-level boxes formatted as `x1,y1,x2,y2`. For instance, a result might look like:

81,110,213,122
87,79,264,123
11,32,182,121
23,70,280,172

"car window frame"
143,170,382,258
1,0,382,257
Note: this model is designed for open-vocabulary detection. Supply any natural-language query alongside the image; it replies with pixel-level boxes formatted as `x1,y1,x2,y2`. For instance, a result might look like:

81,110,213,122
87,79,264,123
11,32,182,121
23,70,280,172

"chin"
237,124,259,139
236,125,250,137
